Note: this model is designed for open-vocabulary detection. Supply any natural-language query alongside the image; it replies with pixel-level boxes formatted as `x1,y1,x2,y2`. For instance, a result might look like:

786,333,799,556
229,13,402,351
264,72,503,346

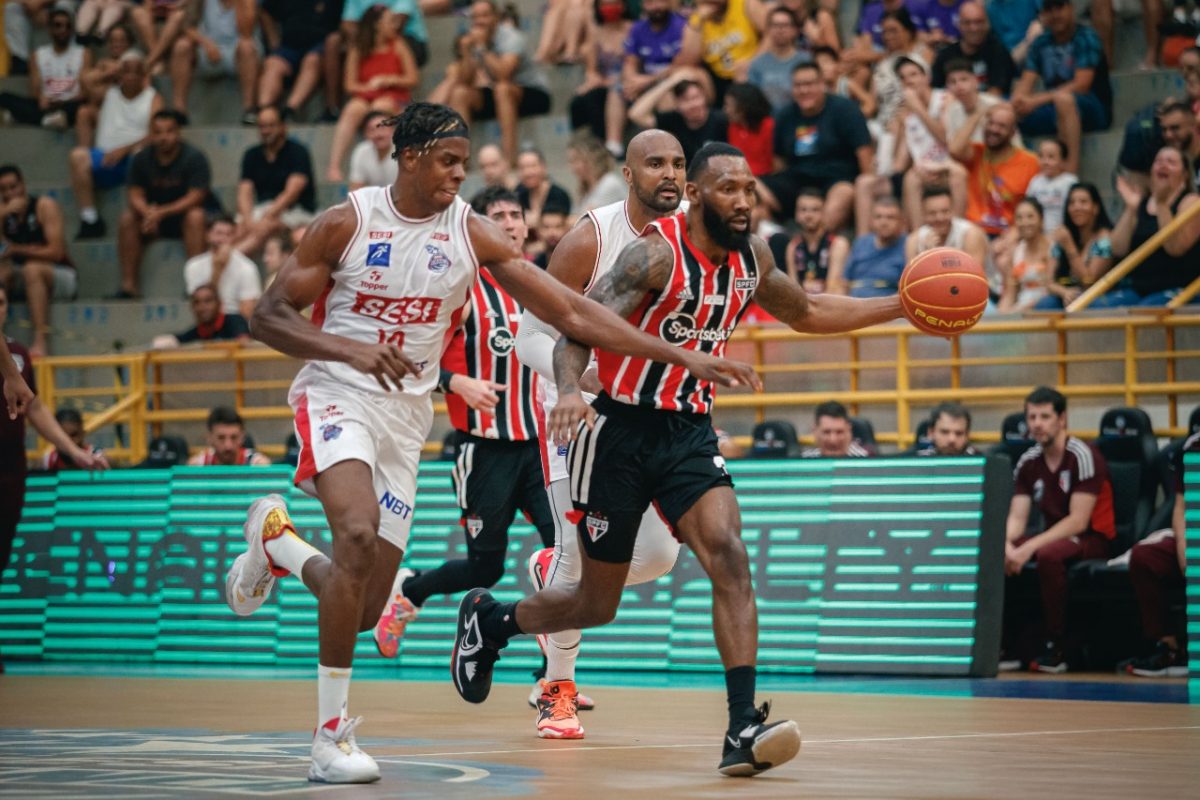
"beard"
633,182,681,215
647,9,669,23
702,202,751,252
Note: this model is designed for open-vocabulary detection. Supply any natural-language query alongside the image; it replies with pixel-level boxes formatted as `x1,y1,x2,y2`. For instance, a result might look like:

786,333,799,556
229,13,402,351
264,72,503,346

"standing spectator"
1024,139,1077,234
568,0,634,158
428,0,552,166
168,0,261,122
916,402,981,456
1005,386,1115,673
783,188,849,295
723,83,775,176
930,2,1014,95
761,62,872,232
75,0,132,45
748,7,810,112
0,7,91,129
1010,0,1111,177
476,143,516,189
69,52,162,240
342,0,431,68
1041,182,1113,309
152,283,251,347
326,5,418,182
80,25,136,105
619,0,689,119
235,106,316,254
950,101,1038,237
629,79,729,162
0,165,75,358
183,215,262,319
1097,148,1200,307
515,147,572,233
910,0,966,46
830,196,907,298
997,197,1053,312
116,109,210,298
189,405,271,465
567,133,626,213
256,0,342,121
801,401,872,457
42,408,110,471
906,186,989,272
675,0,766,100
346,111,398,191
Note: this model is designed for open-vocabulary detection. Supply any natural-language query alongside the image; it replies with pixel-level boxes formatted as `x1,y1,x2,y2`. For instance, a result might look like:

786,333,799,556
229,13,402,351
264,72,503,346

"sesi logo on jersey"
351,293,443,324
368,231,393,240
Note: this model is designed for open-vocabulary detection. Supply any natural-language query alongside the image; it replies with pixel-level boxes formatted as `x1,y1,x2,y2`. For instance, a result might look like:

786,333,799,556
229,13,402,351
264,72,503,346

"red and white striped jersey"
597,211,759,414
442,269,538,440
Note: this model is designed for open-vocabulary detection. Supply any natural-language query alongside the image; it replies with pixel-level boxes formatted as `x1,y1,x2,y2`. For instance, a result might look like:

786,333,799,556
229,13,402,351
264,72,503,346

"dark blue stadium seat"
1094,407,1160,552
991,411,1034,463
849,416,877,454
137,435,189,468
750,420,800,459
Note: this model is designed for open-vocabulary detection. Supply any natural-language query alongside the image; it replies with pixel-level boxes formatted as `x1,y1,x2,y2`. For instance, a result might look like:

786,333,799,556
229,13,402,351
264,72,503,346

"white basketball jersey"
535,198,687,483
291,186,478,398
36,44,84,104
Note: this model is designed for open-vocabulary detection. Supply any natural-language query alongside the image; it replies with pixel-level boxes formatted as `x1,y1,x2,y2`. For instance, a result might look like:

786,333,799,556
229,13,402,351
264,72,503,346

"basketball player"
451,143,904,777
371,186,557,660
513,129,689,740
222,104,759,784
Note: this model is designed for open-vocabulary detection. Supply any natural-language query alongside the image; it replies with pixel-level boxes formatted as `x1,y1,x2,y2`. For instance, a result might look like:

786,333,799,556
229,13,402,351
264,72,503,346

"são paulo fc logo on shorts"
488,326,515,355
466,515,484,538
425,244,451,274
585,513,609,542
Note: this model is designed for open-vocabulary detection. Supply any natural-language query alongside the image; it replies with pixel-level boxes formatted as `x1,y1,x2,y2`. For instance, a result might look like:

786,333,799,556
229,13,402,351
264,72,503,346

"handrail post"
896,331,910,448
751,325,766,424
1124,322,1137,407
849,334,861,417
1056,327,1067,387
130,354,148,462
950,334,961,391
1165,324,1178,431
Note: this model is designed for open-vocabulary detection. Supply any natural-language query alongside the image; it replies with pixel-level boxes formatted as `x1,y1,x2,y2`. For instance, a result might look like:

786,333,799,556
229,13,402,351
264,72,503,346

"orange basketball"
899,247,989,336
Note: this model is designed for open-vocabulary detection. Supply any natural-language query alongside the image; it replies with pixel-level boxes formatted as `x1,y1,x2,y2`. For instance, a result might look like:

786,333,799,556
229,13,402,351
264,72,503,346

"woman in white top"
567,132,625,215
998,198,1053,313
1038,182,1114,309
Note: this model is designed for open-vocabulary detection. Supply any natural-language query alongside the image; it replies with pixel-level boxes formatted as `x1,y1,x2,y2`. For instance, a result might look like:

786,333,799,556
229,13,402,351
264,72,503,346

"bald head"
958,1,988,46
626,130,683,164
623,130,686,215
477,144,510,187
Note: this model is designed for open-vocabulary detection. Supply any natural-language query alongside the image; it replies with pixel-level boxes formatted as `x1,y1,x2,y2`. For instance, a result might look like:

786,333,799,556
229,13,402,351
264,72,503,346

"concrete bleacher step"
1109,69,1186,124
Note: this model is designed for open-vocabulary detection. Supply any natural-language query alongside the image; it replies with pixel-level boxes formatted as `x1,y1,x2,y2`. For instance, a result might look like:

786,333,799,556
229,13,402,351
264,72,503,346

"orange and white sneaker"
373,567,419,658
225,494,292,616
535,679,585,739
528,678,595,710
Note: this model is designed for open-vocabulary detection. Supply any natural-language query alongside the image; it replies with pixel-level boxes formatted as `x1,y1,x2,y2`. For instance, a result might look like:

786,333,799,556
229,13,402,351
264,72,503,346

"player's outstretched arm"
250,205,419,391
751,237,904,334
0,338,33,419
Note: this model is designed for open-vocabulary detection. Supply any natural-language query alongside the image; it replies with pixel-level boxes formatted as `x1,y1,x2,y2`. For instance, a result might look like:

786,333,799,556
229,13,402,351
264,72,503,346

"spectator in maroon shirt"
1005,385,1115,674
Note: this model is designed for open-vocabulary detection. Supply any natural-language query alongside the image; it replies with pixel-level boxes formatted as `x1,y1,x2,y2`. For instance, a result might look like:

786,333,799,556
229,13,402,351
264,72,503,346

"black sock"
402,561,474,607
725,665,757,730
480,600,523,643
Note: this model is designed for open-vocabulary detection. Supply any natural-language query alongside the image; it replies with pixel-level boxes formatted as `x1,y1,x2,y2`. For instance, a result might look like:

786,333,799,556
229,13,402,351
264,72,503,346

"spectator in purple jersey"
620,0,693,109
910,0,965,47
843,0,907,76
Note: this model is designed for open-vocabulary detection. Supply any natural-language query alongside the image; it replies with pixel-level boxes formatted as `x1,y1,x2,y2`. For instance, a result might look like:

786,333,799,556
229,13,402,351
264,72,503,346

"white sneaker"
225,494,288,616
309,716,380,783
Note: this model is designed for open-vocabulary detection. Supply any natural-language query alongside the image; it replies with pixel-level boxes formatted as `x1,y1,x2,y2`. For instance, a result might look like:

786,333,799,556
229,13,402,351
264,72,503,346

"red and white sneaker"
528,678,595,711
373,568,418,658
527,548,555,655
535,680,585,739
225,494,291,616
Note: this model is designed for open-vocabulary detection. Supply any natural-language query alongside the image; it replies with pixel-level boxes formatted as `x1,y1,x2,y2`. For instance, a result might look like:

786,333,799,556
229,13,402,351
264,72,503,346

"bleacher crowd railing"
26,313,1200,464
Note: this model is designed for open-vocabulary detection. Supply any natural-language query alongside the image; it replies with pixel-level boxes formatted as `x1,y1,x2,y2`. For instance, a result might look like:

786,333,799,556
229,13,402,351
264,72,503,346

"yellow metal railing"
25,314,1200,463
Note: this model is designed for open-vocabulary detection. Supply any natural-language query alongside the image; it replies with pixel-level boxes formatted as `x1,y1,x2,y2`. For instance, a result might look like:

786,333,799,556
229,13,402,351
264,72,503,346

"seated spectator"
1024,139,1077,236
1041,182,1114,309
80,25,137,105
428,0,551,165
152,283,251,347
630,79,728,163
168,0,261,123
235,106,316,254
515,147,572,233
675,0,766,100
619,0,690,119
116,109,211,298
1157,99,1200,188
1118,97,1200,193
760,62,872,231
1010,0,1111,177
782,188,849,295
986,0,1040,54
42,408,110,470
534,0,591,64
830,197,906,298
256,0,342,120
76,0,131,47
950,102,1038,237
568,0,634,158
801,401,872,457
342,0,431,68
777,0,839,50
1122,431,1193,677
723,83,774,176
568,133,626,213
844,0,906,69
864,9,930,172
997,198,1053,313
930,2,1013,96
748,7,811,112
189,405,271,465
916,401,981,456
129,0,191,76
184,216,262,319
533,207,570,269
1097,148,1200,308
476,143,516,190
1004,386,1115,673
910,0,965,47
346,111,398,191
813,46,877,117
260,232,292,289
70,52,162,240
3,0,57,75
941,58,1019,150
0,165,76,358
0,7,91,130
905,186,988,273
326,5,418,183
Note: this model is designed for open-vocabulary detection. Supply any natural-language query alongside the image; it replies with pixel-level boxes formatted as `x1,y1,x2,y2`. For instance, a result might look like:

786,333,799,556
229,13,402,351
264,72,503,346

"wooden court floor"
1,674,1197,799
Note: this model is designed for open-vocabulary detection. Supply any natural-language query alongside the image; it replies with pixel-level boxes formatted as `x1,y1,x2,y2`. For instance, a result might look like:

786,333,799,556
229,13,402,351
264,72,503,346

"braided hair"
383,102,469,160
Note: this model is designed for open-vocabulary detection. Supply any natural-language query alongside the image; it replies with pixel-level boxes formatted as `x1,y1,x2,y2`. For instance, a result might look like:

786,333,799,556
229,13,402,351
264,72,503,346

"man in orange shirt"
950,102,1039,236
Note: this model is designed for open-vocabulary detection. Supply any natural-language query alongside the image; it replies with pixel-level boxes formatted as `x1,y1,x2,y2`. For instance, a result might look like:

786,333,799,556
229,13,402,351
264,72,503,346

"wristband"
438,368,455,394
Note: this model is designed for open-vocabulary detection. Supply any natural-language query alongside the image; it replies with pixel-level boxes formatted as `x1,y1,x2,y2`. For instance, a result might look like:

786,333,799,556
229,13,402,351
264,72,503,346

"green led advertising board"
0,458,1009,676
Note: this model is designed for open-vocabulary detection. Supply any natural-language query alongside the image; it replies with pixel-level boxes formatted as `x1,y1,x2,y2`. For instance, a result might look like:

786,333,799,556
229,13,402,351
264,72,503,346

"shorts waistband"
591,392,711,425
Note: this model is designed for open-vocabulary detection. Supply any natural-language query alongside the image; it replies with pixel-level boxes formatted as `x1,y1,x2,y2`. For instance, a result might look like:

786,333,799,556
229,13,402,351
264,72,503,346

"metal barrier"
25,313,1200,464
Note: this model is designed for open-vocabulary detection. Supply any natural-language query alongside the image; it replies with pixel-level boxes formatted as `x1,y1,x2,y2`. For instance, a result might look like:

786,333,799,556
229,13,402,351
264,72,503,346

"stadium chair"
991,412,1034,463
1093,407,1160,553
1143,402,1200,534
750,420,800,459
282,433,301,467
242,433,256,450
1189,404,1200,435
137,435,190,468
899,419,931,456
849,416,878,454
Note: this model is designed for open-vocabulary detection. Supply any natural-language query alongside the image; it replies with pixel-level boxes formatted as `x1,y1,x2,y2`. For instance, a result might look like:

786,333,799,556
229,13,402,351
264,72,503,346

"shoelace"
329,716,364,756
542,687,579,721
248,567,273,598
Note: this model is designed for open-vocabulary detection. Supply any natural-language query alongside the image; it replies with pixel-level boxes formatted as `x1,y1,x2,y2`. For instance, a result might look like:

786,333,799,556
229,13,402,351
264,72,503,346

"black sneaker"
718,702,802,777
1127,642,1189,678
450,588,503,704
1030,641,1068,674
240,108,258,126
76,218,106,239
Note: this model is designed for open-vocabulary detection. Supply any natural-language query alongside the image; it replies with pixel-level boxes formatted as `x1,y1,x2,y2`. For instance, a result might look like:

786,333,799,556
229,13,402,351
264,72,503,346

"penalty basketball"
899,247,989,336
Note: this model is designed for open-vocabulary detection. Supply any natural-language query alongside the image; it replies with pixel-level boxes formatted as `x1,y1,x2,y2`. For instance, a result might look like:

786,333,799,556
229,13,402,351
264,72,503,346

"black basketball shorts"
451,433,556,553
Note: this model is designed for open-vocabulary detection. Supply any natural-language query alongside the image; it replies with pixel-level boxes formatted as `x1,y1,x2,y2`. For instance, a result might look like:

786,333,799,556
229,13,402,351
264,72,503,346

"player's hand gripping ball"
899,247,989,336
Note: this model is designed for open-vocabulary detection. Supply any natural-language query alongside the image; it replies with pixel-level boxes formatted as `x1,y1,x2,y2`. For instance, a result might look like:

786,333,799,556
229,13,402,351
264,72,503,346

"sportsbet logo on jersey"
660,312,734,346
351,294,442,324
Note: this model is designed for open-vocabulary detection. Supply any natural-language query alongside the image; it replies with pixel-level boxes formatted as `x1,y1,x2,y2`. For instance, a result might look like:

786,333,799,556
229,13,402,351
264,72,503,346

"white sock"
264,528,322,576
81,207,98,223
317,663,352,730
545,631,581,683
